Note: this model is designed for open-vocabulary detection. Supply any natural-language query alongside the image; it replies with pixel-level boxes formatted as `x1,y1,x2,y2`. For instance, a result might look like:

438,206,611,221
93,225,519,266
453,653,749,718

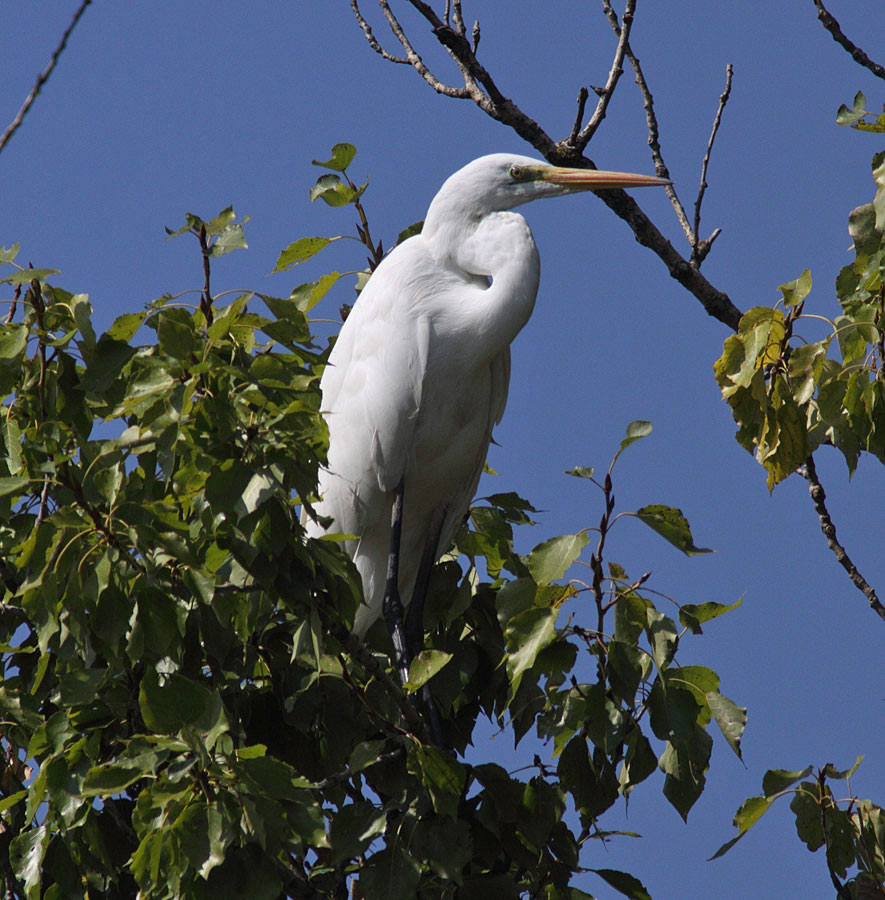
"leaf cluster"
714,758,885,898
0,147,742,900
714,152,885,485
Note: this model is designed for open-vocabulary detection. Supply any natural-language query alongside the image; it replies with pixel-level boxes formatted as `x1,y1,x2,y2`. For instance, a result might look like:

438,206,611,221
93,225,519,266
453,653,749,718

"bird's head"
432,152,669,217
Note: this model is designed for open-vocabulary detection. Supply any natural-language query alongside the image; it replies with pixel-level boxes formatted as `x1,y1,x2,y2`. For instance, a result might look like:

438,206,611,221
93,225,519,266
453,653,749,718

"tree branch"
0,0,93,157
812,0,885,81
693,64,733,266
572,0,636,150
348,0,742,330
600,0,693,243
801,454,885,623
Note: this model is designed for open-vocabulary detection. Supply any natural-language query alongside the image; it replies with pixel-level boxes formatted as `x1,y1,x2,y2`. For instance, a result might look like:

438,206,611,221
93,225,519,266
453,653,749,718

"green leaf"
349,740,387,774
526,532,588,584
823,755,864,780
273,236,338,272
705,691,746,760
779,269,812,308
678,598,741,634
396,220,423,244
312,142,357,171
758,376,809,490
635,505,713,555
328,802,386,865
645,607,678,671
205,206,237,235
156,308,196,360
836,91,868,127
404,649,453,692
9,825,49,900
791,786,825,851
290,271,342,313
210,221,248,257
106,311,146,342
407,744,466,819
762,766,813,797
360,846,421,900
503,606,557,694
0,323,27,360
613,420,653,465
0,474,29,496
81,758,155,796
1,268,59,285
565,465,595,479
591,869,652,900
710,795,775,859
0,243,20,264
823,807,856,878
659,728,712,820
138,668,228,745
310,173,356,207
0,790,27,813
82,335,136,392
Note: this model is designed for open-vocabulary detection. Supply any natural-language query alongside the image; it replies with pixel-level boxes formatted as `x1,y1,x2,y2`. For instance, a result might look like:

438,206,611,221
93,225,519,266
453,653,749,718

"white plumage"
304,153,667,635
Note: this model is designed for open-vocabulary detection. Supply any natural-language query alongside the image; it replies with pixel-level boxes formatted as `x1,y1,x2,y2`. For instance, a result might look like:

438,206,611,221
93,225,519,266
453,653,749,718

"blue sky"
4,2,885,897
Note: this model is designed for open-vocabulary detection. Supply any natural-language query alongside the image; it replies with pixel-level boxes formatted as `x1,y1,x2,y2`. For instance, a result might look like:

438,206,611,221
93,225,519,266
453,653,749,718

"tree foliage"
2,2,885,899
0,147,749,899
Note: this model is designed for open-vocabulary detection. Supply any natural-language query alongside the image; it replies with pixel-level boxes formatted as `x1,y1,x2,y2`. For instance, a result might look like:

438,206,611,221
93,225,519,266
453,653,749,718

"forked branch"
693,64,733,266
350,0,742,330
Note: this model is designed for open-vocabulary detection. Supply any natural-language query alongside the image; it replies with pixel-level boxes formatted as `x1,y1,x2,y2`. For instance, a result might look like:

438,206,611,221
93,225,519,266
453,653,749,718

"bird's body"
304,154,666,636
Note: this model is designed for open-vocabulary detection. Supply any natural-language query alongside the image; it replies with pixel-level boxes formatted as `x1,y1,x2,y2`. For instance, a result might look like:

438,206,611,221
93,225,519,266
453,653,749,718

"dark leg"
405,518,447,750
382,478,410,686
404,517,443,658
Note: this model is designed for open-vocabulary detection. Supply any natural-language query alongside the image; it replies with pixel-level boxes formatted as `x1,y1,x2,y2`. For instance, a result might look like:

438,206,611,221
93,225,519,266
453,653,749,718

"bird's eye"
509,165,523,180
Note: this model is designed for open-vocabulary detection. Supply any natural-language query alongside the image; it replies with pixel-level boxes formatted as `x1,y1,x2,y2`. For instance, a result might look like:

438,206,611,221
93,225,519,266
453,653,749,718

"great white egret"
305,153,667,682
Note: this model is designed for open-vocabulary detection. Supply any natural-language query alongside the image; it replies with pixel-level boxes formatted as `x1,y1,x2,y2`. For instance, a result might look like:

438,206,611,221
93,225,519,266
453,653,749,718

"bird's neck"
424,210,541,356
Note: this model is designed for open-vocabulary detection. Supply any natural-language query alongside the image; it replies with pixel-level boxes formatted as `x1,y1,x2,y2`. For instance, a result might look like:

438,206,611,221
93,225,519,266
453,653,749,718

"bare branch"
597,1,695,246
452,0,467,36
595,186,741,330
568,87,590,148
801,454,885,623
692,64,733,267
0,0,93,157
812,0,885,81
573,0,636,150
350,0,410,64
348,1,743,329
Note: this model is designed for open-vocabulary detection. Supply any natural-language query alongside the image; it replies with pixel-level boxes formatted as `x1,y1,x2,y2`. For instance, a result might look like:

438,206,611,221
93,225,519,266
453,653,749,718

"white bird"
305,153,667,648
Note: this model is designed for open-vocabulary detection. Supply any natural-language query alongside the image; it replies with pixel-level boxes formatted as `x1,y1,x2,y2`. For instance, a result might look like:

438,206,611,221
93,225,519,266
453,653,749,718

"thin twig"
348,0,743,330
567,87,589,148
4,284,21,324
35,476,52,527
198,224,214,328
600,0,693,242
28,279,48,419
574,0,636,150
692,63,733,267
0,0,93,157
350,0,409,64
812,0,885,81
801,454,885,623
327,615,432,743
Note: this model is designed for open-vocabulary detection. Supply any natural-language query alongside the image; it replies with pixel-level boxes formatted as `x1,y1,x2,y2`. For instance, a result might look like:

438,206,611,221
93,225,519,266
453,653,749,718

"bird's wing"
490,345,511,426
318,248,432,518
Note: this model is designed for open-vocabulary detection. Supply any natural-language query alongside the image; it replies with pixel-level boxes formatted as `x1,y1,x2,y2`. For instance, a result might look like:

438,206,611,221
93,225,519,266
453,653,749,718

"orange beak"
542,167,670,189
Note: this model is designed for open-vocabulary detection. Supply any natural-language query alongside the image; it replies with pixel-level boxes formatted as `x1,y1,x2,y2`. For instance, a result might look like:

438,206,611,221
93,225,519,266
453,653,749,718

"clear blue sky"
3,2,884,897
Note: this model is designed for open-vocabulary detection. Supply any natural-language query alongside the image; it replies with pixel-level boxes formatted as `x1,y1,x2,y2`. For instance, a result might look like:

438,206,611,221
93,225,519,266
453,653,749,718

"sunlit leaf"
312,142,357,171
635,505,713,555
